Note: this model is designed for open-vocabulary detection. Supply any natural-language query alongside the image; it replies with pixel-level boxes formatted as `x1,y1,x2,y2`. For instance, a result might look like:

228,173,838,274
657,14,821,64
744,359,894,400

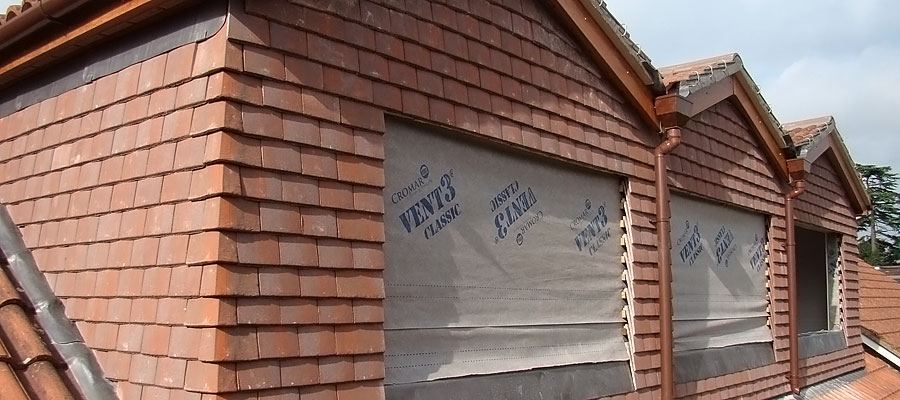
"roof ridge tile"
0,266,24,307
0,362,30,400
0,303,54,367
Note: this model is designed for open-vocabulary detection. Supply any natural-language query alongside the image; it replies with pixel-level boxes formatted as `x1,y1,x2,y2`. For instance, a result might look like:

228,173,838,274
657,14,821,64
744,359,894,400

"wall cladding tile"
0,0,864,397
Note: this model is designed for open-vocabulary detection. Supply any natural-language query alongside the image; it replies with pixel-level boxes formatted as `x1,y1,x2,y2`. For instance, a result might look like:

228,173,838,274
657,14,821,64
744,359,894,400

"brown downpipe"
656,126,682,400
785,179,806,394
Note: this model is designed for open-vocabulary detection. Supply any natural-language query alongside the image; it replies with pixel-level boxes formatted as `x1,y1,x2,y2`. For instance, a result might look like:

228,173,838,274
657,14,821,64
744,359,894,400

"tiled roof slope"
784,116,834,150
658,52,792,149
0,257,81,399
0,0,35,27
801,350,900,399
659,53,743,94
797,262,900,399
784,115,872,214
859,262,900,355
0,204,115,399
878,266,900,284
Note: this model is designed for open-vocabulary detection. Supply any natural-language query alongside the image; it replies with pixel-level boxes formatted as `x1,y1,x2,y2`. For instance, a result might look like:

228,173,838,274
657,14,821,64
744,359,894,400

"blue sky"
605,0,900,174
2,0,898,172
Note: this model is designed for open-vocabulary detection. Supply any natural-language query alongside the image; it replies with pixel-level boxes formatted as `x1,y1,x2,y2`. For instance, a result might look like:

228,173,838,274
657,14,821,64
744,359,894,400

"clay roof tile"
0,1,38,27
784,116,834,148
799,263,900,398
0,362,30,400
0,265,22,305
0,304,54,365
802,351,900,398
0,204,114,399
20,360,78,400
860,262,900,354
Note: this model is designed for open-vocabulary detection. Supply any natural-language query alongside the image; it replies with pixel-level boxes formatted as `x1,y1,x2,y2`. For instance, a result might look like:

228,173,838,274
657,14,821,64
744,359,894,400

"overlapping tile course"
783,122,867,388
668,101,794,397
797,263,900,398
0,18,237,398
859,263,900,355
0,0,874,398
217,0,661,397
801,351,900,399
0,0,36,27
0,255,83,399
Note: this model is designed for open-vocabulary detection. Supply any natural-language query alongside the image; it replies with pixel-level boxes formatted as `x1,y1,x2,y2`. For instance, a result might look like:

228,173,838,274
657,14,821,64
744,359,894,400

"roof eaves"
660,53,743,96
863,330,900,369
784,117,871,212
784,116,834,155
582,0,664,93
659,53,792,151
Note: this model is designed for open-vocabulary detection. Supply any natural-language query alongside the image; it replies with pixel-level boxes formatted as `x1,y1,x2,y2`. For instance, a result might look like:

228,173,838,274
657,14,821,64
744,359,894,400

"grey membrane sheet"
674,342,775,383
799,330,847,359
670,195,772,351
383,121,629,384
385,361,635,399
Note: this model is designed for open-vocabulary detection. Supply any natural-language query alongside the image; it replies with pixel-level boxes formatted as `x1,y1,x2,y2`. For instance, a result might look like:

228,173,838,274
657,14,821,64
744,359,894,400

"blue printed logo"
514,211,543,246
390,165,433,205
748,234,766,272
490,180,540,245
397,169,461,240
571,199,611,256
714,226,735,268
676,220,703,266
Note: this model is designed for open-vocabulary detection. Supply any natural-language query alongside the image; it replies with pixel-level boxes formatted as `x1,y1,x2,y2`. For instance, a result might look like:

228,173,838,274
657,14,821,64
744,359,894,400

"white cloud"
606,0,900,171
0,0,21,12
767,44,900,169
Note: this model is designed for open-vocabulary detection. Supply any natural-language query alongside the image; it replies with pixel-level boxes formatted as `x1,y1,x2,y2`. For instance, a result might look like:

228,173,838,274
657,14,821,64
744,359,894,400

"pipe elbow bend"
655,128,682,156
786,180,806,200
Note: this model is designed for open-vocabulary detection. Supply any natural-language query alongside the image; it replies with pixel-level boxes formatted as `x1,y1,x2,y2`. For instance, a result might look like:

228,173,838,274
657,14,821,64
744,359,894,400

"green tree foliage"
857,164,900,265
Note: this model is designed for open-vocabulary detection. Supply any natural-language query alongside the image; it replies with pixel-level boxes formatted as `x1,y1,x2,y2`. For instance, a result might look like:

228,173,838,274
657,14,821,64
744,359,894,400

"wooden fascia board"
829,131,872,212
731,76,790,181
0,0,174,78
548,0,660,129
817,136,872,215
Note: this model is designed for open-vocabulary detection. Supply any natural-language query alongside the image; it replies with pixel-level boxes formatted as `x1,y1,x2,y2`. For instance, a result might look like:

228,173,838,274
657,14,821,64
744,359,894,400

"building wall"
664,103,864,397
0,18,237,399
212,0,663,398
0,0,866,398
0,0,662,398
668,101,793,398
794,154,866,385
